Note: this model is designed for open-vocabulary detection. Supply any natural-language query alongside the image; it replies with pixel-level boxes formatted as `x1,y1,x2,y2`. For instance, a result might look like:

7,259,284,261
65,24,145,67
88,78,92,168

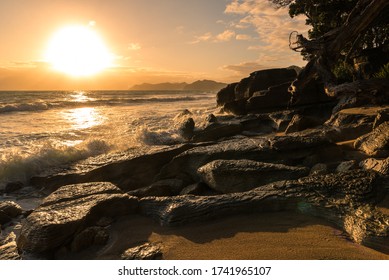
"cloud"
190,32,213,44
223,61,272,76
236,34,252,41
225,0,308,56
190,30,236,44
215,30,235,42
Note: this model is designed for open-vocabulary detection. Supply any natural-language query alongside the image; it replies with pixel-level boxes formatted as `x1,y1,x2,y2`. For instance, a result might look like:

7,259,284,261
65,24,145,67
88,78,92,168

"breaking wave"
0,139,112,187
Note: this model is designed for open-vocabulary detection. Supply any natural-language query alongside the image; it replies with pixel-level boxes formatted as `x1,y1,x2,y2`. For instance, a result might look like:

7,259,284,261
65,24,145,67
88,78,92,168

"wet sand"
94,211,389,260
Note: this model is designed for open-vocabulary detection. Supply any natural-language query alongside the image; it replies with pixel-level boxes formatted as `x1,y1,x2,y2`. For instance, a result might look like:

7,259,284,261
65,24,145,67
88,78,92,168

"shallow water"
0,90,217,187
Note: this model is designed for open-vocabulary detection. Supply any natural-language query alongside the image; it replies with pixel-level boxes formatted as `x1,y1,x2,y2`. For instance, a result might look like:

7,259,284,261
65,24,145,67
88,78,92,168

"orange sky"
0,0,308,90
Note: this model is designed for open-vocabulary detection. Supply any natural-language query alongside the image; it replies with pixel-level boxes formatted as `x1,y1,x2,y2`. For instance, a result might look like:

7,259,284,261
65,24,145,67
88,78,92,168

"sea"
0,90,218,189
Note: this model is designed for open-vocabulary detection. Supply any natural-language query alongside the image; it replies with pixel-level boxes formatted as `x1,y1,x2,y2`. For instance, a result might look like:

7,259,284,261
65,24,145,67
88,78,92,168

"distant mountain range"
130,80,227,91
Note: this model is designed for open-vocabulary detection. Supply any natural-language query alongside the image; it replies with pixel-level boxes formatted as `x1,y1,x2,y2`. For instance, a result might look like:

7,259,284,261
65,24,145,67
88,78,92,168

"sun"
45,25,113,77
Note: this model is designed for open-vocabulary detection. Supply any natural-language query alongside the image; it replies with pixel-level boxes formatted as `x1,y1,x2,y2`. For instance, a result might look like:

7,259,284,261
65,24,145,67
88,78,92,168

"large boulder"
285,114,323,134
324,108,377,142
191,122,242,142
216,83,237,106
197,159,309,193
354,121,389,157
18,182,138,255
235,68,297,99
177,118,195,140
222,99,247,115
0,201,23,224
30,144,196,192
246,82,291,113
156,135,340,184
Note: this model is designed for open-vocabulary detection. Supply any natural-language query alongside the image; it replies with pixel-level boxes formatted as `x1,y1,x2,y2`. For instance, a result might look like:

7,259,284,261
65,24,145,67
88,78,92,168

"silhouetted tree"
269,0,389,97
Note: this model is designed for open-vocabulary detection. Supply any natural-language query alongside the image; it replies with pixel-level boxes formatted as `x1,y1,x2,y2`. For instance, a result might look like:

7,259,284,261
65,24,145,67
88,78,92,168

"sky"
0,0,309,90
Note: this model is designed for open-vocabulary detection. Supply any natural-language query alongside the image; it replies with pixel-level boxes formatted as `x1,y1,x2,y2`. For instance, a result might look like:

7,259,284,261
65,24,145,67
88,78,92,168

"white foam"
0,139,113,188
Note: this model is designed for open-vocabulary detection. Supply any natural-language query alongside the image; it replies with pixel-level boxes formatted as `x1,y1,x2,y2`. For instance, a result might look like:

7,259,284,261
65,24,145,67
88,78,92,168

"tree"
269,0,389,98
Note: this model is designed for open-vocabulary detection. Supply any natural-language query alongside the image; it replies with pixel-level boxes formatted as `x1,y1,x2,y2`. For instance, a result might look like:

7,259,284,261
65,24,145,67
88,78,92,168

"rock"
141,170,389,254
246,82,291,113
292,78,333,107
197,159,309,193
216,83,237,106
0,211,11,225
5,181,23,193
332,96,359,113
179,182,212,195
310,163,329,176
96,216,114,227
235,68,297,99
177,117,195,140
360,157,389,175
239,115,276,134
336,160,357,173
157,136,340,185
331,85,389,114
373,109,389,129
30,144,196,192
0,201,23,224
174,109,192,118
0,232,20,260
267,135,329,151
121,242,162,260
324,108,377,142
127,179,185,198
70,226,109,252
354,121,389,157
222,99,247,115
191,123,242,142
285,114,322,134
18,182,138,254
269,111,295,132
205,114,217,124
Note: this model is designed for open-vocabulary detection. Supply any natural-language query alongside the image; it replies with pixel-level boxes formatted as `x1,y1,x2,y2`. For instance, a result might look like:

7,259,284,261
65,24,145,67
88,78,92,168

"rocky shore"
1,68,389,260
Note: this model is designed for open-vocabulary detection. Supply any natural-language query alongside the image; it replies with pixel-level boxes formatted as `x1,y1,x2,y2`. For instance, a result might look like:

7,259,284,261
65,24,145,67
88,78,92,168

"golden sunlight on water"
62,107,103,130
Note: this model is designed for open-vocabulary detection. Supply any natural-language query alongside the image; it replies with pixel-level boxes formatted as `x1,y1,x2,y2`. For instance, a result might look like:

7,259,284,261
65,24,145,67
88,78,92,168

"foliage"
332,62,354,84
373,63,389,79
269,0,389,79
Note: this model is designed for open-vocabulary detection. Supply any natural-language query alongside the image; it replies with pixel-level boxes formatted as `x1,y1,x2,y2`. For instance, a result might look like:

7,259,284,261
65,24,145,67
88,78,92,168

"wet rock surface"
197,159,309,193
17,182,138,255
29,144,197,193
121,242,162,260
0,232,21,260
354,121,389,157
0,201,23,224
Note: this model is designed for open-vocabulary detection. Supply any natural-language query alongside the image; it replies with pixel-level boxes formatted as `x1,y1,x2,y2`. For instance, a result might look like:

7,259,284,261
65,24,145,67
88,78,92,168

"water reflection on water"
62,107,103,130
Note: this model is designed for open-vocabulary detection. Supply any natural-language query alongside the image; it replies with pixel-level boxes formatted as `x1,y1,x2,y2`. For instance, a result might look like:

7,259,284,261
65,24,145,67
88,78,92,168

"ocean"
0,90,217,188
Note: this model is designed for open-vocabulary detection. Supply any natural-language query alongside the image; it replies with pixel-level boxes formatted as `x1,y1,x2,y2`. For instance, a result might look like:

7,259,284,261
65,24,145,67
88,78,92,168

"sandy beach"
85,210,389,260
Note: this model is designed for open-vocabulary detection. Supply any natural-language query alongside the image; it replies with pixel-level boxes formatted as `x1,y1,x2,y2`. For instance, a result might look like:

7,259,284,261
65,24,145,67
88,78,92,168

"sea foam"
0,139,112,188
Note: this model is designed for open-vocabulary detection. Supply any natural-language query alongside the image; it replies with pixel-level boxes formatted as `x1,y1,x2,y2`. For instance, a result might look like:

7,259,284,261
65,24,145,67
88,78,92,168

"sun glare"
45,25,113,77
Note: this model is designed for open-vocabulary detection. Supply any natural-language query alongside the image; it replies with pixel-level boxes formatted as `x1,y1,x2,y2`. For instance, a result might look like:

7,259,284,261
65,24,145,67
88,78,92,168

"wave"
0,139,112,187
133,125,183,146
0,102,50,113
0,96,204,114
